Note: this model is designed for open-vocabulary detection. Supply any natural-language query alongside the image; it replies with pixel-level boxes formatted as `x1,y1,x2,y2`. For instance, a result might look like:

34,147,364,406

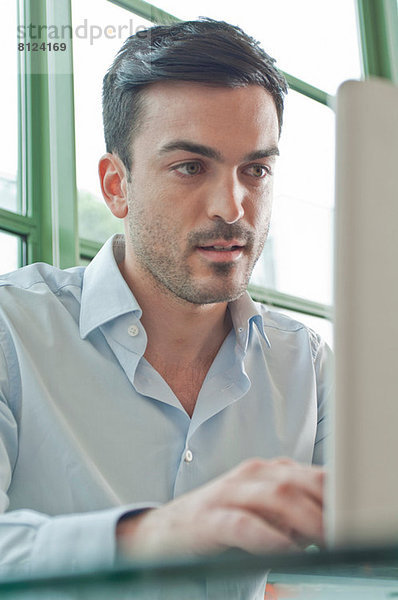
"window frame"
1,0,78,269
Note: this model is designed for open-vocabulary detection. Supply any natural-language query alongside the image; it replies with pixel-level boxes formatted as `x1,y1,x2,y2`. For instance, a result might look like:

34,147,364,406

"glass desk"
1,545,398,599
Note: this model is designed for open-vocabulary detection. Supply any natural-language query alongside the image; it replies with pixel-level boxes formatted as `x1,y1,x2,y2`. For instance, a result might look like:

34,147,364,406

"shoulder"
255,302,324,362
0,263,85,297
0,263,85,327
0,263,86,366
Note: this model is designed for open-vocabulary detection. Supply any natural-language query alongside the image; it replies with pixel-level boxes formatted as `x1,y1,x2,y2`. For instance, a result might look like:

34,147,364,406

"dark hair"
102,18,288,172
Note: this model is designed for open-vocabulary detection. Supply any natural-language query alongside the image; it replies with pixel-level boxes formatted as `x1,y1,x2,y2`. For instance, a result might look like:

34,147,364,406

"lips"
200,245,241,251
198,239,245,251
196,240,245,262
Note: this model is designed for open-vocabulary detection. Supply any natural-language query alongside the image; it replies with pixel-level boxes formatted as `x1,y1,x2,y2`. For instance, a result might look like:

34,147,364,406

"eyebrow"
158,140,279,162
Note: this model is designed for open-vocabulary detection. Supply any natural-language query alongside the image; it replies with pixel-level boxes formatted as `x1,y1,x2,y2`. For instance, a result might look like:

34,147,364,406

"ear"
98,153,129,219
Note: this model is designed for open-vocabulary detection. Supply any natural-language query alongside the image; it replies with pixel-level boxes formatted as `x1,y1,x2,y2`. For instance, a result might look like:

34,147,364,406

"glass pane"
72,0,152,243
0,176,18,214
0,232,20,275
250,90,335,306
152,0,362,94
0,3,19,212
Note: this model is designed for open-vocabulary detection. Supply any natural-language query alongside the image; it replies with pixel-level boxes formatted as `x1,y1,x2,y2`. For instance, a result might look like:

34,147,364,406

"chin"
185,280,248,305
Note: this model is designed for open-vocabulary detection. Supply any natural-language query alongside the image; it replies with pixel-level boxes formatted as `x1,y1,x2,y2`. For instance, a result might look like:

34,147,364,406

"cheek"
128,176,167,223
246,189,273,227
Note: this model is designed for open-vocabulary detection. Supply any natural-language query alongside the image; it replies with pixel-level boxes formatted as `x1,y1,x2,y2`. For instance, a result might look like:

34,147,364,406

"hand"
116,457,325,559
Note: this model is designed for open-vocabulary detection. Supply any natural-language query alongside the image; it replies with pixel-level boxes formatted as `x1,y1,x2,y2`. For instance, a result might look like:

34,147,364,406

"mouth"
196,240,245,263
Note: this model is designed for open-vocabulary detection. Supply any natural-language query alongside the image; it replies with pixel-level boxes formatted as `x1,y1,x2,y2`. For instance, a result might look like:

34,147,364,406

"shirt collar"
79,235,141,339
79,234,271,349
228,291,271,351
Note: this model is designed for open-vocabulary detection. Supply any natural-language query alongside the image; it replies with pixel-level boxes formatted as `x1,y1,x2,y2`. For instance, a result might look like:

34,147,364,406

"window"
1,0,78,269
0,232,22,276
251,90,335,306
150,0,361,94
0,3,19,214
0,2,28,277
71,0,153,246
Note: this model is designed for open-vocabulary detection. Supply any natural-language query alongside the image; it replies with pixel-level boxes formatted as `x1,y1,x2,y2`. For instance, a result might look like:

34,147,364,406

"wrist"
116,509,153,559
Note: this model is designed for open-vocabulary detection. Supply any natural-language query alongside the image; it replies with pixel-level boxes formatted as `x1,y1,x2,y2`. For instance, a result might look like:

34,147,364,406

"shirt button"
184,449,193,463
128,324,139,337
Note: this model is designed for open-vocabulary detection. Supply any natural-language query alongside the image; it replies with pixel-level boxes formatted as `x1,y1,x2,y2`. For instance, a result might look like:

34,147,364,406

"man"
0,18,330,592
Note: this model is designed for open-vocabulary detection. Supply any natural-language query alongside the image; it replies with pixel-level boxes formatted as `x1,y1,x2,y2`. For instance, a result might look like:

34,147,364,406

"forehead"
133,82,279,156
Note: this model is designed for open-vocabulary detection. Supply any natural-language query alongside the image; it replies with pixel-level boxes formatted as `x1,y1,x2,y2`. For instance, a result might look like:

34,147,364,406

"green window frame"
1,0,397,322
1,0,78,268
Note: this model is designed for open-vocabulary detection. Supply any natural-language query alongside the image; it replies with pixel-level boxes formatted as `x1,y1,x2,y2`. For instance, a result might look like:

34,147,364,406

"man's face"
125,82,279,304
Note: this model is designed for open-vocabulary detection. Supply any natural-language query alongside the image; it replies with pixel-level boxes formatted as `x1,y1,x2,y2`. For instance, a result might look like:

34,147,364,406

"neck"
119,255,233,368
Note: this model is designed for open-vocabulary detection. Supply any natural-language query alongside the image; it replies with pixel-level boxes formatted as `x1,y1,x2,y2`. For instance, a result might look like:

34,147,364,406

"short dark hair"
102,18,288,172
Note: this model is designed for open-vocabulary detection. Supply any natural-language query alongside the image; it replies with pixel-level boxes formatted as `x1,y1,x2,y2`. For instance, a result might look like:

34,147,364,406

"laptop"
327,77,398,547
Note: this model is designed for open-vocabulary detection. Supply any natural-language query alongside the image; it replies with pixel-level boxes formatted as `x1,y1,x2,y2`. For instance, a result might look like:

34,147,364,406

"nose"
206,172,245,224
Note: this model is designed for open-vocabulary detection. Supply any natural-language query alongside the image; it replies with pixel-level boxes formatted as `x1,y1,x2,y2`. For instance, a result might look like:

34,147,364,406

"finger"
266,494,324,544
230,459,325,508
211,508,301,554
235,483,323,544
223,464,324,543
295,464,325,505
268,459,325,506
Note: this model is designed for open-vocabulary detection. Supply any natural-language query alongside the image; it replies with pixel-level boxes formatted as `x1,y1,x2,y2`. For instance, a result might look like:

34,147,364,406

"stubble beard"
127,200,269,306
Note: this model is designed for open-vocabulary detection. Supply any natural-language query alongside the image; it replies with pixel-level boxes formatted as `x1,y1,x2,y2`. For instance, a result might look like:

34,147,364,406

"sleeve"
311,335,333,466
0,333,159,578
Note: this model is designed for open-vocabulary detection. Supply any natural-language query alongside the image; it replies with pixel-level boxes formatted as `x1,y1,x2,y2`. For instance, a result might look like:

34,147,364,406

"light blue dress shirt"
0,235,331,596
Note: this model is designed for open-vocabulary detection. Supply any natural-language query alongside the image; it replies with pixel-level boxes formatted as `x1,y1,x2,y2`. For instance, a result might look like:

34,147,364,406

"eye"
244,164,271,178
172,161,204,177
